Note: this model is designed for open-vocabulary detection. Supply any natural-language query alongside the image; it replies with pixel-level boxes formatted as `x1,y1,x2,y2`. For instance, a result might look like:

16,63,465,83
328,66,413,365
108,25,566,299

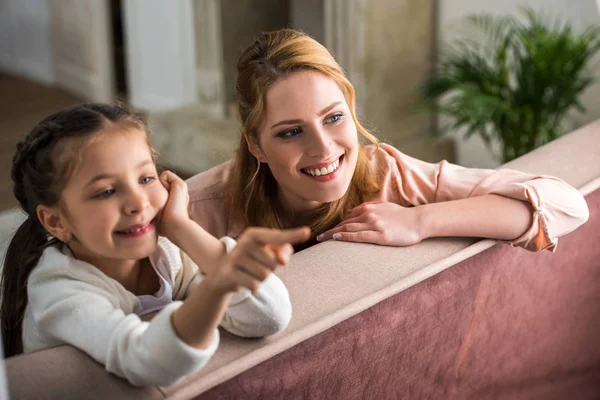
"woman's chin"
306,187,347,204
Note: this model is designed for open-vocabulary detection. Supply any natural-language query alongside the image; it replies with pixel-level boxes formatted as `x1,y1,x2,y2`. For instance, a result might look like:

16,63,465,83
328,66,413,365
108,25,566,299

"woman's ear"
242,129,267,163
36,205,73,243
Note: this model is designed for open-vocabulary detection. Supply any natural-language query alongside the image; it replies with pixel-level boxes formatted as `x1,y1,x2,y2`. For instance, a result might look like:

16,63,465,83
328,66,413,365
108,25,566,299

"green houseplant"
422,6,600,162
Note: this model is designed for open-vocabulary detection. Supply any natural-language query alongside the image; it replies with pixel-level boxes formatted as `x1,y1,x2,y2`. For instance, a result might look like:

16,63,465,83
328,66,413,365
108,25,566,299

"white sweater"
22,237,292,386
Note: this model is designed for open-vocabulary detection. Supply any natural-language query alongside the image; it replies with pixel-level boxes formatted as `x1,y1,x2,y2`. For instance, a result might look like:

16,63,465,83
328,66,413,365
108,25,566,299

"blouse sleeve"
381,144,590,252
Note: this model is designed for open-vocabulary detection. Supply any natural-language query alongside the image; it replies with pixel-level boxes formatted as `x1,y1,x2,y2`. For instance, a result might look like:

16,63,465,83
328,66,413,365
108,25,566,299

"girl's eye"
140,176,155,185
326,112,344,124
95,189,115,199
277,127,302,138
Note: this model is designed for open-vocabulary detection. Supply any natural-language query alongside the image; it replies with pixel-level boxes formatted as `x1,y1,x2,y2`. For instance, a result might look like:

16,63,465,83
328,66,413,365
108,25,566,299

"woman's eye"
277,128,302,138
140,176,155,185
326,112,344,124
95,189,115,199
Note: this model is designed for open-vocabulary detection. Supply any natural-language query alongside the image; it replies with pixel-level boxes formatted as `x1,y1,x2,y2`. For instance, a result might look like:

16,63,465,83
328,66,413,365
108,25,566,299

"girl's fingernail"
316,234,324,241
333,234,341,240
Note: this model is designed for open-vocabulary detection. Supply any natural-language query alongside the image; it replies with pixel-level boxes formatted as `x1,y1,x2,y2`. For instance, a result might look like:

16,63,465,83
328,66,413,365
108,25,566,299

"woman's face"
254,70,359,213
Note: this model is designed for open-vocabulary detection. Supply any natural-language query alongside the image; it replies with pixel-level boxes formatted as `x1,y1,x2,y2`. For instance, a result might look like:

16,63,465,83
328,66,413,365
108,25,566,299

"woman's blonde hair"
232,29,379,235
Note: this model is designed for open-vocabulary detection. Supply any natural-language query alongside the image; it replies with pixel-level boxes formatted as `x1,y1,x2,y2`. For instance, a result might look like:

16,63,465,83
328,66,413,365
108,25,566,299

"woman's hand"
317,201,423,246
207,227,310,294
158,170,191,240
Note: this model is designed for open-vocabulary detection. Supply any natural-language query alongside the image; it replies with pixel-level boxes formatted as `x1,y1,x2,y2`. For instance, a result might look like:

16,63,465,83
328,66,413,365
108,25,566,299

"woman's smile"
300,154,344,182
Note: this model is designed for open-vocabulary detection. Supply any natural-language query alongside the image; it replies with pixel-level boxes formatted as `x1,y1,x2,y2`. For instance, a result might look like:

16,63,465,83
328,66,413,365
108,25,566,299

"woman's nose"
306,126,333,158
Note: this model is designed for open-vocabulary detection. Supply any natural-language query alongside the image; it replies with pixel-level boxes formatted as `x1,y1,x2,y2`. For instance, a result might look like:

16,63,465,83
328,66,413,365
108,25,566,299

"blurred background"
1,0,600,214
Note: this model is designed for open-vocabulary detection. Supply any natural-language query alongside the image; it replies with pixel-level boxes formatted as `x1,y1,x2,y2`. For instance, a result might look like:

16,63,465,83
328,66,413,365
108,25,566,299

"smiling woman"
186,28,589,252
247,71,360,213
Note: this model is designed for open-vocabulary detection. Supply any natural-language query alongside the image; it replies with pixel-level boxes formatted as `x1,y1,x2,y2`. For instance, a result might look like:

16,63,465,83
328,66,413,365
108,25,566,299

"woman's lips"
301,155,344,182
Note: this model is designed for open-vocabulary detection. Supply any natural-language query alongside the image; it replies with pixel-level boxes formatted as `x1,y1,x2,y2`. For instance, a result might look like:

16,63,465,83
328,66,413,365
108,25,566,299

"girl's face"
254,70,359,213
56,128,168,267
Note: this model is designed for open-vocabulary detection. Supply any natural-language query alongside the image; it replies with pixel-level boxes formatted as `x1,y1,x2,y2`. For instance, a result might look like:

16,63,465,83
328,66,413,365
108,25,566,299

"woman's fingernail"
316,234,323,241
333,233,341,240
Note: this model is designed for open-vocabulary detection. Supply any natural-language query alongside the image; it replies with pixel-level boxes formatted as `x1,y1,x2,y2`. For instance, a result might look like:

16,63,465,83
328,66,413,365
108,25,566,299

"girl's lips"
114,221,155,238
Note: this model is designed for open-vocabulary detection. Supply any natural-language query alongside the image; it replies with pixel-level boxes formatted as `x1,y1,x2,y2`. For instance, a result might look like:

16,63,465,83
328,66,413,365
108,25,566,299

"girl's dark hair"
1,103,146,357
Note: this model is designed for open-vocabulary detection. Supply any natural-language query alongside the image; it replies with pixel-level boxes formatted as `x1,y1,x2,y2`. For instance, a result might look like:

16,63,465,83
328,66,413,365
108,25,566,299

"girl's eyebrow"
270,101,343,129
84,159,154,187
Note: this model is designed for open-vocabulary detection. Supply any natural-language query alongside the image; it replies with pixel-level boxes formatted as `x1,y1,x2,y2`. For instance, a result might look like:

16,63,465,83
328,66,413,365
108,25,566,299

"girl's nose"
123,188,149,215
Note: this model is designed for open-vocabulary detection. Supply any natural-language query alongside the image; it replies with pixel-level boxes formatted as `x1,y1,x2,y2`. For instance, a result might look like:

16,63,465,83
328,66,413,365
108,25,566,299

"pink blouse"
187,144,589,252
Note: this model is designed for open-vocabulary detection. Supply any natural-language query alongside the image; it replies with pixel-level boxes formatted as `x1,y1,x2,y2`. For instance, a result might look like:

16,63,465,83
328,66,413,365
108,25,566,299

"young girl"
0,103,310,386
187,29,589,252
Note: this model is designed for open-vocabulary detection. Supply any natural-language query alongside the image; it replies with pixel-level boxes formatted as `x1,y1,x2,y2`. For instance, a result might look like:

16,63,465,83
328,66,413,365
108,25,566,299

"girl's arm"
170,278,232,349
159,171,309,337
27,233,302,387
26,249,223,387
172,227,308,338
158,171,225,276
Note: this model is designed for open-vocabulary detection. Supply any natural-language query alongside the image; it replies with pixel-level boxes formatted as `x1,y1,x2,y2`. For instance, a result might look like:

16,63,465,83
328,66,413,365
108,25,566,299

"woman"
186,29,588,252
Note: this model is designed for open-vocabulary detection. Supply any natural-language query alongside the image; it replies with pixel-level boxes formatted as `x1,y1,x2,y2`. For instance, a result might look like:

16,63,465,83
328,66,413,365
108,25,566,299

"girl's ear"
36,205,73,243
242,129,267,163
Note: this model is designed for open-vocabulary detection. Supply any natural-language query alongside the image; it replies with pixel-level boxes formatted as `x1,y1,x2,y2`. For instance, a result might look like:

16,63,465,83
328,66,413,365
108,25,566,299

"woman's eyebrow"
270,101,343,129
317,101,342,117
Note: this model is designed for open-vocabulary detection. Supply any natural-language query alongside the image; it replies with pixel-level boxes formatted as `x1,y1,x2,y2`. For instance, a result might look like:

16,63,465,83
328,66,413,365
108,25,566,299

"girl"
0,103,309,386
186,29,589,252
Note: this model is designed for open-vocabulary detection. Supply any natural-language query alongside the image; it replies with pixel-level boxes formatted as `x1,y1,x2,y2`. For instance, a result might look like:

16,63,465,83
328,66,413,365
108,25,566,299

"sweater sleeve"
27,250,220,387
179,237,292,337
381,144,589,252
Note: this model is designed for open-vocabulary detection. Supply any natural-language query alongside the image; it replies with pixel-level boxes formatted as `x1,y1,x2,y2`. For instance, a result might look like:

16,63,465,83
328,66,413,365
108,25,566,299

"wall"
220,0,289,107
438,0,600,167
362,0,439,161
0,0,54,85
290,0,325,44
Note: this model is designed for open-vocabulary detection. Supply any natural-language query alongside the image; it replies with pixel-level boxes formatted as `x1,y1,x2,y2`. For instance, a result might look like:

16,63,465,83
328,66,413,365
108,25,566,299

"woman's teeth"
304,158,340,176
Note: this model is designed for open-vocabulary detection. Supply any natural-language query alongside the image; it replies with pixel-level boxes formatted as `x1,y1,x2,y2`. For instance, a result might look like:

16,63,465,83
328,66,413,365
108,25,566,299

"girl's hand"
208,227,310,294
158,171,190,239
317,201,423,246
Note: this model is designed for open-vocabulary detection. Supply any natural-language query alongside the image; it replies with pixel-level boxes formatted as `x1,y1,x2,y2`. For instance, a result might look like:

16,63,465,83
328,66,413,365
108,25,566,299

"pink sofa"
6,121,600,399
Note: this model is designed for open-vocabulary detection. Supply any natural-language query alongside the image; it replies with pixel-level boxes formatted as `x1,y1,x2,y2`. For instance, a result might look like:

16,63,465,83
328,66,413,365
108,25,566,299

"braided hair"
1,103,146,357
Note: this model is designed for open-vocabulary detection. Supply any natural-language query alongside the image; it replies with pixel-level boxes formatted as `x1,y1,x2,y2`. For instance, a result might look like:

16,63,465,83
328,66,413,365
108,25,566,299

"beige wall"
362,0,436,145
439,0,600,167
220,0,289,106
359,0,448,162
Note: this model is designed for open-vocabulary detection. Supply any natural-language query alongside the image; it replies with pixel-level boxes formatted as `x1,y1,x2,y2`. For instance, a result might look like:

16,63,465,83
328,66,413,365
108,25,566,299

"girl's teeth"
327,165,334,173
124,226,145,233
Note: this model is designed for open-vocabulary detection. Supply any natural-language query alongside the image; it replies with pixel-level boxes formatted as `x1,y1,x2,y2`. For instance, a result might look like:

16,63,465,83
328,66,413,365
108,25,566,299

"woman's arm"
319,145,589,250
317,195,532,246
418,194,533,241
